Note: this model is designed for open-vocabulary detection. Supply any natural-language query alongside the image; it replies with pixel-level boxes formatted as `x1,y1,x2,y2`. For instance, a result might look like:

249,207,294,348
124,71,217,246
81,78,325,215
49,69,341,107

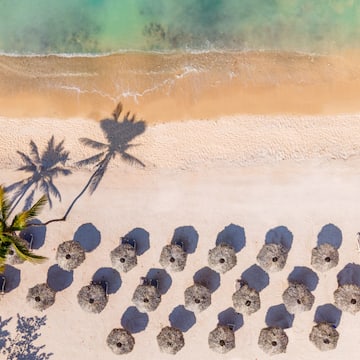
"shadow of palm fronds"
6,136,71,214
75,102,146,194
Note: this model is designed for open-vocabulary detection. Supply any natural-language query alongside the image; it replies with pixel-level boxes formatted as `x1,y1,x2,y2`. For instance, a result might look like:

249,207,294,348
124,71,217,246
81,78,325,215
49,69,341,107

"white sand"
1,115,360,359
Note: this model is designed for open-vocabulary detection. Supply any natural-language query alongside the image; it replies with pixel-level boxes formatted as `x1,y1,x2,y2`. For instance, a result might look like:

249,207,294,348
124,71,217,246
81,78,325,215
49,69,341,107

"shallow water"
1,0,360,55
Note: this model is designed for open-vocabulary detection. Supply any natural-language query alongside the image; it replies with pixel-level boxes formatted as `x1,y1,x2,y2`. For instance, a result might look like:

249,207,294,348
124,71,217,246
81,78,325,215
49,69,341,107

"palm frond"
79,138,108,150
23,188,35,211
0,186,10,221
17,164,37,172
10,235,47,264
75,152,105,167
48,179,61,201
121,152,146,167
10,195,47,230
16,151,36,167
29,140,41,164
112,102,123,121
47,167,72,177
5,179,26,193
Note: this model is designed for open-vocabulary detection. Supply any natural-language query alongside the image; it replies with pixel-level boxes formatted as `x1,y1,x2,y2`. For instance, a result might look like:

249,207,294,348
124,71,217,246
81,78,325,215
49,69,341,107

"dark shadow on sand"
145,268,172,295
124,228,150,256
92,267,122,294
216,224,246,253
317,224,342,249
337,263,360,286
193,267,220,293
265,304,294,329
287,266,319,291
169,305,196,332
314,304,342,327
47,265,73,292
265,226,293,251
241,264,269,292
217,308,244,332
172,226,199,254
2,265,20,293
19,219,46,250
74,223,101,252
121,306,149,333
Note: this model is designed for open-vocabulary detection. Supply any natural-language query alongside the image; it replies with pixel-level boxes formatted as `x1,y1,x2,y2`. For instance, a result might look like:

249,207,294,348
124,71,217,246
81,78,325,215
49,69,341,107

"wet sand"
1,50,360,123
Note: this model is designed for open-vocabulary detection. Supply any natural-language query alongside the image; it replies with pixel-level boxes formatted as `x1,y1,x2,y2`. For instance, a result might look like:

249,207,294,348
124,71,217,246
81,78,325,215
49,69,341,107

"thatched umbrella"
334,284,360,314
157,326,185,355
159,244,187,272
77,283,108,313
232,284,261,315
309,323,339,351
6,237,30,265
311,243,339,272
257,243,288,272
282,283,315,314
258,327,288,355
107,328,135,355
56,240,85,271
184,283,211,313
208,325,235,354
110,243,137,273
26,283,56,311
132,284,161,312
208,243,237,274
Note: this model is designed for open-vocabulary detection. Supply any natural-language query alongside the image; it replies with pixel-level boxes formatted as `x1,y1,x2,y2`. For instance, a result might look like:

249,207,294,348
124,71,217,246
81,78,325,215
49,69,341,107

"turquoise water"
0,0,360,54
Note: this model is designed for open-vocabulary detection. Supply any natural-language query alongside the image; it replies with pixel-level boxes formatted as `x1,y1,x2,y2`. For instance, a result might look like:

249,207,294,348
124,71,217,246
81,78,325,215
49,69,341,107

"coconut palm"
7,136,71,213
0,185,47,272
75,102,146,194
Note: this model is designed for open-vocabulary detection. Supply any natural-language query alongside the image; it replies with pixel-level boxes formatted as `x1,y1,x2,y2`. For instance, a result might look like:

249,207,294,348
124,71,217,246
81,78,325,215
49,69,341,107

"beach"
1,111,360,358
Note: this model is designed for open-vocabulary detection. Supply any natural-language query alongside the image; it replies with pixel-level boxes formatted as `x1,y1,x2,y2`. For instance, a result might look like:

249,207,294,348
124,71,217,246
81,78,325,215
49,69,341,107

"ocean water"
0,0,360,55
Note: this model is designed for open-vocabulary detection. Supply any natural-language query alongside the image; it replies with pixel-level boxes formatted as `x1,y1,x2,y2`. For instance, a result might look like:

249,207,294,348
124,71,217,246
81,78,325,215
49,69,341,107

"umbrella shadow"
193,267,220,293
145,268,172,295
124,228,150,256
217,307,244,332
317,224,342,249
216,223,246,253
47,265,73,292
6,136,71,212
2,265,20,293
172,226,199,254
265,226,293,251
314,304,342,328
92,267,122,295
1,314,53,359
265,304,294,329
287,266,319,291
19,219,47,249
241,264,269,292
121,306,149,333
169,305,196,332
73,223,101,252
337,263,360,286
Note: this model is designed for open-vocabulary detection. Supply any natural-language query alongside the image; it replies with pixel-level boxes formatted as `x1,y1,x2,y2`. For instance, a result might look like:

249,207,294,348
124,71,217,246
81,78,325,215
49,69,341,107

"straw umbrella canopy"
107,328,135,355
257,243,288,272
184,283,211,313
77,283,108,313
157,326,185,355
208,243,237,274
311,243,339,272
6,237,30,265
282,283,315,314
232,284,261,315
334,284,360,314
309,323,339,351
110,243,137,273
26,283,56,311
159,244,187,272
56,240,85,271
132,284,161,312
208,325,235,354
258,327,288,355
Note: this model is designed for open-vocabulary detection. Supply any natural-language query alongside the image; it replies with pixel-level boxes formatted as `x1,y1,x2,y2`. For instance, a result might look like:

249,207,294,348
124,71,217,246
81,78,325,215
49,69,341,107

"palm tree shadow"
75,102,146,195
6,136,71,213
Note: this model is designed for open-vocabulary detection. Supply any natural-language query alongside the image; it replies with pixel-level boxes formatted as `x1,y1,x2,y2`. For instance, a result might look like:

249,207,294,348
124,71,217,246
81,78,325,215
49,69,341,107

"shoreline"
1,50,360,123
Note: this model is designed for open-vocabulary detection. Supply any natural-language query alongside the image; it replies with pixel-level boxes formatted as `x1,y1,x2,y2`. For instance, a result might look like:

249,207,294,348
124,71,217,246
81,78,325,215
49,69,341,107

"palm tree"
0,185,47,272
7,136,71,214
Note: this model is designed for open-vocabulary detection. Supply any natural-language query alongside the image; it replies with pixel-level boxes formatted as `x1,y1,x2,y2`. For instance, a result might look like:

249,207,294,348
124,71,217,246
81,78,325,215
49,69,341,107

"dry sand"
1,114,360,359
